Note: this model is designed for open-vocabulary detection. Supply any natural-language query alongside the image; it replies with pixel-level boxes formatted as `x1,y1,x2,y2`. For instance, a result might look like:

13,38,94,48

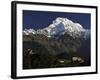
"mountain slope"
23,17,91,69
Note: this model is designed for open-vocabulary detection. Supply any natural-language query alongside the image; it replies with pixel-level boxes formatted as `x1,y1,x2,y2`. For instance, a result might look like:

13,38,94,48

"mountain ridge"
23,17,90,40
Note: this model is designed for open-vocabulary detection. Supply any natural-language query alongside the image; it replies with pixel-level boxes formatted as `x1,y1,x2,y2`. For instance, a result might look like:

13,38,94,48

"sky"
23,10,91,30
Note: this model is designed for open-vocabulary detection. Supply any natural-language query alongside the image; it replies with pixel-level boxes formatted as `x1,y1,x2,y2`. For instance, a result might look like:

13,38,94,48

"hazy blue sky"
23,10,91,30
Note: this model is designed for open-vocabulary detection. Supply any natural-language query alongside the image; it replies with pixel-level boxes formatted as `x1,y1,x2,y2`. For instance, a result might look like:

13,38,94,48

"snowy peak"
23,17,90,39
23,29,36,35
52,17,84,32
44,17,87,38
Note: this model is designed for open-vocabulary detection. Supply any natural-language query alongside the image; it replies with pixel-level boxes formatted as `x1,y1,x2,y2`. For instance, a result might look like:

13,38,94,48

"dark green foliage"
23,41,58,69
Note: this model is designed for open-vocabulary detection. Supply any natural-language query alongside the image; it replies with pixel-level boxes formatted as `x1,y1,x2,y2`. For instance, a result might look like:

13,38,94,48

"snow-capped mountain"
23,29,36,35
43,17,90,38
23,17,90,39
23,17,91,68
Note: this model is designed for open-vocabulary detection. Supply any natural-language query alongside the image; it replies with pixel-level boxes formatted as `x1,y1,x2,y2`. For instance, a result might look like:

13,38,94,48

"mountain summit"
23,17,90,39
